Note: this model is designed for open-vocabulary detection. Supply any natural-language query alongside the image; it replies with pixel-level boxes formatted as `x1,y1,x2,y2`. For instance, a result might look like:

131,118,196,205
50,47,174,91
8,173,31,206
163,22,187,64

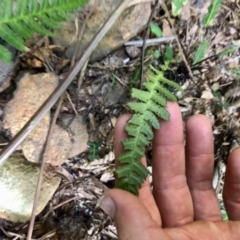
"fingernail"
97,195,116,218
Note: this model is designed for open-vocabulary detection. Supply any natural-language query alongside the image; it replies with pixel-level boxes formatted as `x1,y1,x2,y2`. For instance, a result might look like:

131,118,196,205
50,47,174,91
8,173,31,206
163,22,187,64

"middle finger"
152,102,194,228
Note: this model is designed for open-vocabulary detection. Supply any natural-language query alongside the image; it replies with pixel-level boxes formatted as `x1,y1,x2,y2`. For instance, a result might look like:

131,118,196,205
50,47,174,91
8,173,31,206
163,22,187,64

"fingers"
152,102,194,227
114,115,161,225
185,115,222,221
223,148,240,220
99,189,164,240
165,221,240,239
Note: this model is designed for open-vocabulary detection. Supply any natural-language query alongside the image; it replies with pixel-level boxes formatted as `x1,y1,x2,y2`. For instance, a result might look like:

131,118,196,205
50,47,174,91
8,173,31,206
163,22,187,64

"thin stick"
128,0,152,7
66,92,78,116
71,9,93,67
0,0,132,165
78,58,89,90
140,1,158,88
112,74,127,87
43,196,80,219
124,36,175,46
26,95,64,240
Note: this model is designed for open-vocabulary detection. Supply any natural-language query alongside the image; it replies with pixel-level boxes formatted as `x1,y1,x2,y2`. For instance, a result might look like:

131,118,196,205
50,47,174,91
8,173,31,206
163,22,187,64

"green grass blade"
202,0,223,26
217,45,240,58
193,40,209,65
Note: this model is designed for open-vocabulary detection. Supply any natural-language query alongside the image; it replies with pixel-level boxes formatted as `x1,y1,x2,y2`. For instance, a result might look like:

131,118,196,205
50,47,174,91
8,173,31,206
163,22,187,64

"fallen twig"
124,36,176,46
26,94,64,240
71,9,93,68
66,92,78,116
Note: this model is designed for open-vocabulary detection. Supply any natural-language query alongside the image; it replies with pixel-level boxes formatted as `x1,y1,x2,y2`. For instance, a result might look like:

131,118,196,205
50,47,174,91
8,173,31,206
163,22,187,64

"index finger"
114,115,161,225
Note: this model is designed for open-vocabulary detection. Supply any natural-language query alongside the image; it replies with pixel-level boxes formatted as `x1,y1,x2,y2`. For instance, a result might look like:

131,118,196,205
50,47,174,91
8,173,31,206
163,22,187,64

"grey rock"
60,115,88,158
53,0,151,62
103,82,126,107
0,155,60,222
0,60,13,93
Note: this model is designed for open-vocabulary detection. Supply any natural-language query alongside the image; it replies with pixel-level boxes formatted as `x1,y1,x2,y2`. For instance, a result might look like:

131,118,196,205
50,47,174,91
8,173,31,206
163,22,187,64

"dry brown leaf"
162,19,173,37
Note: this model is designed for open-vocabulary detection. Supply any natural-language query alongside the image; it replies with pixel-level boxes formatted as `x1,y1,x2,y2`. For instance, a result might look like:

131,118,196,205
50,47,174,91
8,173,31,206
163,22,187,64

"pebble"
125,46,141,59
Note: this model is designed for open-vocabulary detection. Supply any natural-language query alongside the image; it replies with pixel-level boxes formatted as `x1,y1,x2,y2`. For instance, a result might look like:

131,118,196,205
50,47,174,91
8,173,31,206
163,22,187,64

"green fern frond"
0,0,89,63
193,40,209,65
115,66,182,195
202,0,223,26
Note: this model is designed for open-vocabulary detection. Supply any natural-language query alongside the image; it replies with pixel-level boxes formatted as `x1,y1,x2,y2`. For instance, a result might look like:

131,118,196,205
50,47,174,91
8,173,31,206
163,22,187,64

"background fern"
115,65,182,195
0,0,89,63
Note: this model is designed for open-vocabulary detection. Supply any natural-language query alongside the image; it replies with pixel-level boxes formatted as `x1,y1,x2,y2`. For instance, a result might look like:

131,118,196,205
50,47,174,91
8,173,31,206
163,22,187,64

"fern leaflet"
115,66,182,195
0,0,89,63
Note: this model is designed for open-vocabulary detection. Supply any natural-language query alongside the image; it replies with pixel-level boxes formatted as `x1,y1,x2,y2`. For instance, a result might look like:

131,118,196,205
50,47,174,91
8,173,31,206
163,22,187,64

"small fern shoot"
115,66,182,195
0,0,89,63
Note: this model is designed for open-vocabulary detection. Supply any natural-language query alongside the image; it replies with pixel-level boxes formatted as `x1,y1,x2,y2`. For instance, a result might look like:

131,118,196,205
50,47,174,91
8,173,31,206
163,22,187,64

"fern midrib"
124,79,160,185
0,2,79,25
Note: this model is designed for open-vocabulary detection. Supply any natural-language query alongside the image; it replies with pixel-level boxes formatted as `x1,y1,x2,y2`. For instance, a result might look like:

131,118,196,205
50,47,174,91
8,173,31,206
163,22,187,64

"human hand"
98,102,240,240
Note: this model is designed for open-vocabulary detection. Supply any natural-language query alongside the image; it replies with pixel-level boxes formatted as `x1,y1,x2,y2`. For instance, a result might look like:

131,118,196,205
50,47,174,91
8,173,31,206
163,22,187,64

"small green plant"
171,0,222,26
115,65,182,195
164,46,174,62
149,22,162,37
172,0,188,16
153,49,161,59
202,0,223,26
87,141,102,161
193,40,209,65
231,68,240,76
0,0,89,63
